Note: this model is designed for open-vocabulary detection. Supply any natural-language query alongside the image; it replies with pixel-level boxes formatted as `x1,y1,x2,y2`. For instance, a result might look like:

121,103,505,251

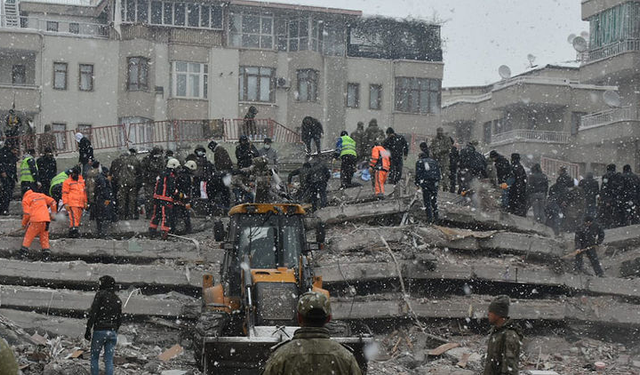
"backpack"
417,157,440,184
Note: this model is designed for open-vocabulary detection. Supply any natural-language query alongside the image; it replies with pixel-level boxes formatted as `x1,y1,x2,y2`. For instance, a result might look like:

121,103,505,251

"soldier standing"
112,149,141,220
351,121,366,163
483,295,522,375
415,147,441,223
430,128,453,192
140,146,165,219
262,292,362,375
382,127,409,185
364,118,385,156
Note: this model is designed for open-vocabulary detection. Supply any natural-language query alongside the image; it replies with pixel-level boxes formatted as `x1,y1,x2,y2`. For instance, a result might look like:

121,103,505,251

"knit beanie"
488,295,510,317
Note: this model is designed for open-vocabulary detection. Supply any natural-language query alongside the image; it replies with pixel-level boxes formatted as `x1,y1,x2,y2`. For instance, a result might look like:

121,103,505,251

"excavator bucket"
201,327,372,375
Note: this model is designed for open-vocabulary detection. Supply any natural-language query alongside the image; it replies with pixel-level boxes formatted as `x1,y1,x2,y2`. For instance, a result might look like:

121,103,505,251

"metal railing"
0,15,109,38
588,39,640,62
580,107,640,130
540,156,580,181
490,129,570,145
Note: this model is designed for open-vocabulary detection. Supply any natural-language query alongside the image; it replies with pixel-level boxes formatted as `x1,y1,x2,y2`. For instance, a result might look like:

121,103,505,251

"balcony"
0,84,40,112
580,107,639,130
0,15,109,38
588,39,640,62
490,129,570,146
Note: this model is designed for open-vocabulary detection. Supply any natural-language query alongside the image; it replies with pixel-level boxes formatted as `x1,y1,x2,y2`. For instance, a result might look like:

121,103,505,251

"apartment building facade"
0,0,443,149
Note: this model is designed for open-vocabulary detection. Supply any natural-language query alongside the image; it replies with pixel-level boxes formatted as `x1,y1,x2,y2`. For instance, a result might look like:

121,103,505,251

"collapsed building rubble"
2,180,640,374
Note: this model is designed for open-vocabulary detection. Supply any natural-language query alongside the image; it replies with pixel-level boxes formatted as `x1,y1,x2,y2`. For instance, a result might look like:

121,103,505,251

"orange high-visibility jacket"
369,145,391,172
22,190,56,226
62,175,87,208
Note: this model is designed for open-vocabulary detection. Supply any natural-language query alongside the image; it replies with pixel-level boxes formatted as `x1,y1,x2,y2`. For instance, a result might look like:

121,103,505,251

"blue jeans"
91,330,117,375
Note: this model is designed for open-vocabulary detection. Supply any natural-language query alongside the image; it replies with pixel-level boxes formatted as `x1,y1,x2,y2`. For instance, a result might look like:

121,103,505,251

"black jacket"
449,146,459,172
575,222,605,250
176,167,194,204
78,137,94,164
94,172,116,220
86,289,122,332
235,143,259,169
306,161,331,187
621,171,640,203
382,134,409,161
37,155,57,183
154,169,177,200
578,177,599,204
493,154,511,184
415,154,441,188
601,171,624,202
0,147,18,180
527,171,548,196
459,146,487,178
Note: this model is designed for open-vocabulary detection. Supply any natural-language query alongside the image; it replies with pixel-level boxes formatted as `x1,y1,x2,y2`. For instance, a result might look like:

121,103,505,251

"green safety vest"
340,136,357,157
50,171,68,195
20,156,37,183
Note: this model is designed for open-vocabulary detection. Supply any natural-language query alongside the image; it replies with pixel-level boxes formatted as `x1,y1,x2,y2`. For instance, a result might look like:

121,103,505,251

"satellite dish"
572,36,588,52
527,54,537,67
580,31,589,39
498,65,512,80
567,33,576,44
603,90,621,108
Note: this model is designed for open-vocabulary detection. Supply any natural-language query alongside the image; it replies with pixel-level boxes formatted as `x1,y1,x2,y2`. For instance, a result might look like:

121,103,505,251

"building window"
394,77,440,114
172,61,208,99
11,65,25,85
288,18,308,51
297,69,318,102
229,13,274,49
69,23,80,34
571,112,586,135
310,18,323,52
369,84,382,110
79,64,94,91
239,67,275,103
77,124,92,141
127,0,223,29
46,21,59,32
53,62,67,90
127,57,149,91
52,123,67,150
346,83,359,108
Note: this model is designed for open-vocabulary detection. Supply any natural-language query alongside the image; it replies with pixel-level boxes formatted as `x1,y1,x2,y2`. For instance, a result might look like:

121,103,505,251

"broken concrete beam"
0,309,85,339
315,197,411,224
0,259,203,291
327,227,414,252
602,224,640,249
0,286,191,318
317,259,640,299
331,295,640,325
0,237,204,263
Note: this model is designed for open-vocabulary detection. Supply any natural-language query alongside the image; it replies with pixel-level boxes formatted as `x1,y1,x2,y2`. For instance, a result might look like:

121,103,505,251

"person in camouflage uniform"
483,295,522,375
111,149,141,220
0,336,19,375
140,146,165,219
364,118,385,157
262,292,362,375
351,121,367,163
430,127,453,192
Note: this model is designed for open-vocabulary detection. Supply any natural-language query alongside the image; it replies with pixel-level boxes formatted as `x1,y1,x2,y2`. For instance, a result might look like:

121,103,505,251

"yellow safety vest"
20,156,37,183
340,136,357,157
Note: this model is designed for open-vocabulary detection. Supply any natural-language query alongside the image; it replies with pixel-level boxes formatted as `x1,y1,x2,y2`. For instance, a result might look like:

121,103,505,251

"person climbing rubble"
19,185,56,261
574,215,605,277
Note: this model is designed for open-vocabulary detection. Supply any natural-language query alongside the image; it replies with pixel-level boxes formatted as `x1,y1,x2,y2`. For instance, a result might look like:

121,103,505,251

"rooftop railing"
490,129,570,146
588,39,640,62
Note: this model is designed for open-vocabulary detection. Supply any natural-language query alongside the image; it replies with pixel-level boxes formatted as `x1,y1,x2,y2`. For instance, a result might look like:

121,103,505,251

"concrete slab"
0,308,85,339
316,197,411,224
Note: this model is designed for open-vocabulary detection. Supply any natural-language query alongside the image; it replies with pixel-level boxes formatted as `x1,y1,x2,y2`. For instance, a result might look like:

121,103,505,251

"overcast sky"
265,0,588,87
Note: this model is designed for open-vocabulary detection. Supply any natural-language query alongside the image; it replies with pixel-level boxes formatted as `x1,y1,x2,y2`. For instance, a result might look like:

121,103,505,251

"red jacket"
62,175,87,207
22,190,56,226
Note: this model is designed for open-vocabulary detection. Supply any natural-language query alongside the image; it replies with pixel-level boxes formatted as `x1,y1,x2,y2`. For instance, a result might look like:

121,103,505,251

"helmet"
184,160,197,171
166,158,180,169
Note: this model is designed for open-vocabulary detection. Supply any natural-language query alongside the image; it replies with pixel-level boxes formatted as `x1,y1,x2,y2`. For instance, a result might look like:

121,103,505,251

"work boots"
68,227,80,238
41,249,52,262
18,246,29,260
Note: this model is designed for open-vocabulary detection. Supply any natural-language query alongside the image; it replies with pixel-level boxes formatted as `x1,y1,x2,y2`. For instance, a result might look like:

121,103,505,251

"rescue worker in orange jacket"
19,186,56,261
149,158,180,240
369,141,391,198
62,166,87,238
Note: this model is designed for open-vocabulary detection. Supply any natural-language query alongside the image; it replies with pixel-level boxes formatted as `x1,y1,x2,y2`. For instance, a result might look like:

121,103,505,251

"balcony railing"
580,107,640,130
588,39,640,62
490,129,570,146
0,15,109,38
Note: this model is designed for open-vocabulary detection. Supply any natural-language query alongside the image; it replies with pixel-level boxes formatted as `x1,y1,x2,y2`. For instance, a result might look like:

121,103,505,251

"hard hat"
167,158,180,169
184,160,197,171
75,132,83,143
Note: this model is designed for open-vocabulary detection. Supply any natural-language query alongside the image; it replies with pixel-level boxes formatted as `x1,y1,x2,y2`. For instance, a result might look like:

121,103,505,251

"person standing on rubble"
335,130,357,189
546,176,570,236
208,141,232,212
483,295,522,375
76,132,94,178
364,118,385,157
458,142,486,197
430,128,453,192
94,166,116,238
507,153,527,217
62,165,87,238
263,291,362,375
38,124,58,156
526,164,548,223
86,275,122,375
243,106,259,139
574,216,605,277
0,145,19,215
111,149,141,220
307,157,331,211
141,146,165,219
599,164,624,228
174,160,196,234
621,164,640,225
351,121,367,163
258,137,278,172
382,127,409,185
236,135,260,169
369,141,390,198
149,158,179,240
415,144,441,224
19,148,39,195
288,161,313,202
36,147,57,198
19,185,56,261
579,172,600,219
449,139,459,194
0,334,19,375
489,150,511,208
49,168,70,205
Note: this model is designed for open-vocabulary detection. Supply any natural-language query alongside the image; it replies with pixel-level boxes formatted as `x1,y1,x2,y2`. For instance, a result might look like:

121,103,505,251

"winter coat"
0,337,19,375
141,154,165,186
601,171,624,203
112,154,141,187
78,137,94,164
236,143,260,169
507,161,527,216
575,221,605,250
263,327,362,375
194,155,215,181
86,289,122,332
621,171,640,204
493,154,512,184
84,167,100,205
94,172,116,221
449,146,459,172
459,146,487,178
351,128,367,160
483,319,522,375
22,190,56,225
36,155,57,183
364,125,385,154
176,167,194,204
213,145,234,172
154,169,178,201
306,161,331,187
258,147,278,169
430,134,453,161
527,171,548,196
62,175,87,208
38,132,57,155
415,154,441,188
382,134,409,161
578,177,599,206
369,146,391,172
0,146,18,180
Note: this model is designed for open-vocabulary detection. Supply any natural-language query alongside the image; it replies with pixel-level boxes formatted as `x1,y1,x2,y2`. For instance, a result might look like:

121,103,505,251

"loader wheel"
193,311,229,371
325,320,352,336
